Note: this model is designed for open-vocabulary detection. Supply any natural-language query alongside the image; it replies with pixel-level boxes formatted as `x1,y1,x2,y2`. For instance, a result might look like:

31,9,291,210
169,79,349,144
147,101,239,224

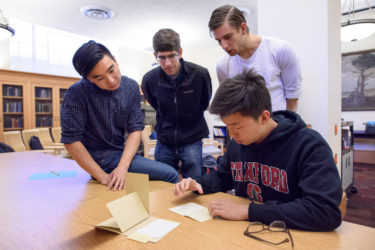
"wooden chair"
339,189,347,219
3,131,55,155
3,131,28,152
37,128,63,146
51,127,62,143
38,127,71,158
141,125,156,160
202,138,224,159
21,129,65,155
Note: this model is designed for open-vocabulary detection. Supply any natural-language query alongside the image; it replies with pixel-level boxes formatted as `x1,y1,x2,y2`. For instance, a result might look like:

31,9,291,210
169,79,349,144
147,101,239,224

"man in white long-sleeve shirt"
209,5,302,112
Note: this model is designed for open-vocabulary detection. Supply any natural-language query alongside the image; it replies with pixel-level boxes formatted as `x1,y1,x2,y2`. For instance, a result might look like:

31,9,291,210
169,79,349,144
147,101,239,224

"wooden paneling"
0,69,79,141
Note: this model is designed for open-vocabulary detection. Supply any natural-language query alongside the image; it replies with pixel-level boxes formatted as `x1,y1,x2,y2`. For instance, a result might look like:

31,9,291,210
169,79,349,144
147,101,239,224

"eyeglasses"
156,53,179,63
244,220,294,248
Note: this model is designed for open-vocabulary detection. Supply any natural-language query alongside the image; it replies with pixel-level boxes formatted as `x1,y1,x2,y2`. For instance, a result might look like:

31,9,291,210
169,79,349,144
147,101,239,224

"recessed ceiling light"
80,5,115,20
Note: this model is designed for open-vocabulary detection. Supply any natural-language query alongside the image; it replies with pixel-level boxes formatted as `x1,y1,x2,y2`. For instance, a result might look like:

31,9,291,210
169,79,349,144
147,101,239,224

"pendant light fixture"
341,0,375,42
0,9,15,41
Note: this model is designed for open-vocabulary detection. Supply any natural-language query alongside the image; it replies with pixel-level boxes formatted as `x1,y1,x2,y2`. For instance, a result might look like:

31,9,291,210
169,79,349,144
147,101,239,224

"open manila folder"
96,172,179,243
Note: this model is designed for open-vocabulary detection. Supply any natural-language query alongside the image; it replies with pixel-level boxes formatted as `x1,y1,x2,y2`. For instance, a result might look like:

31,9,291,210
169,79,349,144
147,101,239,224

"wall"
0,40,10,69
341,33,375,131
117,46,155,84
257,0,342,172
0,37,79,77
184,44,226,138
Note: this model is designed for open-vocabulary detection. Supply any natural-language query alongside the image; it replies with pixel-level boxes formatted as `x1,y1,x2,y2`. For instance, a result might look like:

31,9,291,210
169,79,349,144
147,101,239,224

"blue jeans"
100,152,179,183
155,140,203,178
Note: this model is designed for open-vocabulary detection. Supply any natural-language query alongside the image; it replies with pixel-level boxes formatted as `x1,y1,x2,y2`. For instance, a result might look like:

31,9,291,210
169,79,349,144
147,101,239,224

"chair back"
3,131,27,152
51,127,62,143
37,128,54,147
21,129,41,150
339,189,347,219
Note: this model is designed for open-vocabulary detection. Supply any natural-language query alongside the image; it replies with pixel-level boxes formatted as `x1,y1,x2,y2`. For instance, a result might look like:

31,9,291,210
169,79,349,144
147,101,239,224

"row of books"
35,102,52,113
3,101,23,112
35,88,52,98
36,117,52,127
3,85,22,97
4,117,24,128
213,127,227,137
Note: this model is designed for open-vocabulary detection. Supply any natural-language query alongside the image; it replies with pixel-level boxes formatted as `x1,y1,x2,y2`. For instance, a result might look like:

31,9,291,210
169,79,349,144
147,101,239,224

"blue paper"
28,171,77,180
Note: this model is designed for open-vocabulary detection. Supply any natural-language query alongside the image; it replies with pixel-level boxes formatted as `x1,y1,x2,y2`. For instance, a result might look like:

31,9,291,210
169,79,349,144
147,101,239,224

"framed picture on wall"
342,49,375,111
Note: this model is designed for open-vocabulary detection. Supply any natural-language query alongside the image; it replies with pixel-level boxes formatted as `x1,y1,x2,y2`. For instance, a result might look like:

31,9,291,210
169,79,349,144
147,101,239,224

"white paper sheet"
169,202,205,215
169,202,212,222
135,218,180,239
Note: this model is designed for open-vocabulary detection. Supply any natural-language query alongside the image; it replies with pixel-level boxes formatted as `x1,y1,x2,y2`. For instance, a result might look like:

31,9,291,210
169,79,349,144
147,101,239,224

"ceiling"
1,0,375,52
1,0,254,52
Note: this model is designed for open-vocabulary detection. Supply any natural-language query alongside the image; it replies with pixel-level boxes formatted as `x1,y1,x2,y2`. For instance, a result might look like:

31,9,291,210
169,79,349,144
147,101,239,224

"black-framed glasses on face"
156,53,179,63
244,220,294,248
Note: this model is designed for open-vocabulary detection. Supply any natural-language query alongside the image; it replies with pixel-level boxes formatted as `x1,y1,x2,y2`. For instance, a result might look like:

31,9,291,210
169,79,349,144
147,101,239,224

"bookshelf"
2,84,24,131
213,125,230,147
35,87,53,127
341,121,355,193
60,88,67,108
0,69,79,141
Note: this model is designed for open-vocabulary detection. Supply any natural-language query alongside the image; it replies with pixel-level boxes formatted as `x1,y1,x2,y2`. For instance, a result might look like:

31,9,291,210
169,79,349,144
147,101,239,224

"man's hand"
106,166,127,191
98,172,109,185
208,199,249,221
173,177,204,196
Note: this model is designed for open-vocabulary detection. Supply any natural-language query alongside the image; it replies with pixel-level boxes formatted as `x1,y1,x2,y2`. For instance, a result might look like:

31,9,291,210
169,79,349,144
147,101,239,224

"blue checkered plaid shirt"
61,76,144,163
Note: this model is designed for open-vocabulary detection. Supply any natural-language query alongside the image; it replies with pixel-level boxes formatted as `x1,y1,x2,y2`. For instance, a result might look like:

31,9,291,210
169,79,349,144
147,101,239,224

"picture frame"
342,49,375,111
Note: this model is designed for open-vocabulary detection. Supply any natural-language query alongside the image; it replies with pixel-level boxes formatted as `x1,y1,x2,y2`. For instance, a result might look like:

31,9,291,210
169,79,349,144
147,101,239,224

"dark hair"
153,28,181,54
208,5,248,33
72,40,114,80
209,70,272,119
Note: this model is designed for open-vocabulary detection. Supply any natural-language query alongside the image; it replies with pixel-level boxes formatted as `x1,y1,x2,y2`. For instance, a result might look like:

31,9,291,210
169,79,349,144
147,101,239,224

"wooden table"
1,151,374,249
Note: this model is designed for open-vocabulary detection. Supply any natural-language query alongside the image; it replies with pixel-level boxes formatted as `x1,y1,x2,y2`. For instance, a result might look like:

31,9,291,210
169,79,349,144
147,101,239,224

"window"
8,19,118,77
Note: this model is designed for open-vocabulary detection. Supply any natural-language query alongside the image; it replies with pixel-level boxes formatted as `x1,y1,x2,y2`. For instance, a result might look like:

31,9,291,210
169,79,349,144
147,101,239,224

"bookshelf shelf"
3,112,23,115
4,127,23,131
35,97,52,101
3,96,23,100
